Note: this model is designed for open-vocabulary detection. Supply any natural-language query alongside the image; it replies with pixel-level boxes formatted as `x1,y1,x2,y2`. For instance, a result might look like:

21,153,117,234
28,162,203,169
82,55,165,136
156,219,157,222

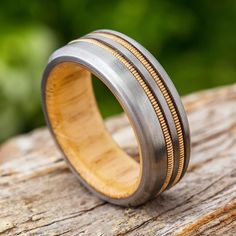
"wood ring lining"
45,62,141,198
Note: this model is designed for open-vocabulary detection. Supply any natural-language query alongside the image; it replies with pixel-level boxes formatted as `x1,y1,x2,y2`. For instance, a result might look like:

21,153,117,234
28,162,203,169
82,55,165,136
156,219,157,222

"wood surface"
0,84,236,235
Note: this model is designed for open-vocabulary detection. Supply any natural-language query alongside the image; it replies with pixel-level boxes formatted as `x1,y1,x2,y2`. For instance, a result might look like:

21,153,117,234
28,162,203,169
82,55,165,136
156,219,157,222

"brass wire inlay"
94,32,185,187
74,38,174,193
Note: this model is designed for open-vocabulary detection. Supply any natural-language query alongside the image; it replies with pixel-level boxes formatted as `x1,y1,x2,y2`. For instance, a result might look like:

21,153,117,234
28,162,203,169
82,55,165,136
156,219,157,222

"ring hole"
45,61,141,198
92,77,139,162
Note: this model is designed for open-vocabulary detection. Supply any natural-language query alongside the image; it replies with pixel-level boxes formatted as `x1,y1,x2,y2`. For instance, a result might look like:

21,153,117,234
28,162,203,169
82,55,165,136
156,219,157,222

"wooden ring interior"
45,62,140,198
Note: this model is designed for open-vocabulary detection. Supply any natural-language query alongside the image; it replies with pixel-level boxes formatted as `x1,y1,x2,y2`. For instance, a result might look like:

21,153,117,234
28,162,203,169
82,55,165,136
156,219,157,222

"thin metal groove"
74,38,174,193
93,32,185,186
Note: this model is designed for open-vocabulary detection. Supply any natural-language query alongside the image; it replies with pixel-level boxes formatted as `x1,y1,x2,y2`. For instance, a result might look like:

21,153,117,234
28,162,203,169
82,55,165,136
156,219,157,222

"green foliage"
0,0,235,142
0,27,56,141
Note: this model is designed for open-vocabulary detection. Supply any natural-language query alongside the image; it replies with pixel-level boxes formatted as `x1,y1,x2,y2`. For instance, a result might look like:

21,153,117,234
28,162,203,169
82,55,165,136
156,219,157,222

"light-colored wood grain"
45,62,140,198
0,84,236,235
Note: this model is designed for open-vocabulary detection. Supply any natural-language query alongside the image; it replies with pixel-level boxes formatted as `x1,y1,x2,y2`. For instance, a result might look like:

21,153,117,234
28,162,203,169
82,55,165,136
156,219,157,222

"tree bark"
0,84,236,236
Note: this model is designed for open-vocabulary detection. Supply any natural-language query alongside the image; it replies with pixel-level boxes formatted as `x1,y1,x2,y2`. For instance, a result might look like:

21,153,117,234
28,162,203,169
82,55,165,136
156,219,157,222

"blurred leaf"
0,25,57,142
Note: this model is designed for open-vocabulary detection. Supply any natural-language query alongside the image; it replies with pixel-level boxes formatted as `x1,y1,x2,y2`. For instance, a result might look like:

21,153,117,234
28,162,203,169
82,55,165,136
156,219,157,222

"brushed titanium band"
41,29,190,206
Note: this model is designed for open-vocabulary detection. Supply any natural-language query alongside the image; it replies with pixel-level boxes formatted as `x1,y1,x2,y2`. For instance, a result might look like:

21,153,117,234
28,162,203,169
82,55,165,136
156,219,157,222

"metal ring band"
41,29,191,206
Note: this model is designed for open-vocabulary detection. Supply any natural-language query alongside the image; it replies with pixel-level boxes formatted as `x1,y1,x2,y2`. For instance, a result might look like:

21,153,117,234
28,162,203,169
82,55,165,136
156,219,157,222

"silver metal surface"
95,29,191,178
41,29,191,206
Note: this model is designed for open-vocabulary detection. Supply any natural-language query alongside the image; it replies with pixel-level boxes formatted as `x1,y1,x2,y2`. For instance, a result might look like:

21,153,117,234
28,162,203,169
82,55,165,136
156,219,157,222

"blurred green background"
0,0,235,143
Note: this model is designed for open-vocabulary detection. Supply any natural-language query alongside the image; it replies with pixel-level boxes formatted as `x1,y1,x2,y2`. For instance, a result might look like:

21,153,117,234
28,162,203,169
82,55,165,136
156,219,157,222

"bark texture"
0,84,236,236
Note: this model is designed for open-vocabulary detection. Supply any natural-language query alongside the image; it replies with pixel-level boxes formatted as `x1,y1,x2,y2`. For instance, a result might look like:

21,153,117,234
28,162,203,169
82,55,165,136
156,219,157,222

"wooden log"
0,84,236,236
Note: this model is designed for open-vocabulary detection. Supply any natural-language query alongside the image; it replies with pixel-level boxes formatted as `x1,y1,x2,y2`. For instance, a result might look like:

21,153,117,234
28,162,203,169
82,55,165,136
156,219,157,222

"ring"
41,29,191,206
